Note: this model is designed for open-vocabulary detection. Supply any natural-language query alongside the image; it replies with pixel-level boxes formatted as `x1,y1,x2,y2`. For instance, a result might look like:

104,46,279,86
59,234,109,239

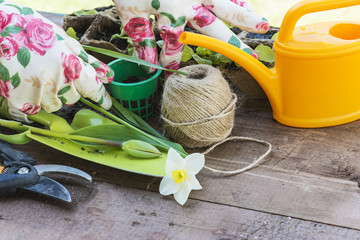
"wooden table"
1,12,360,240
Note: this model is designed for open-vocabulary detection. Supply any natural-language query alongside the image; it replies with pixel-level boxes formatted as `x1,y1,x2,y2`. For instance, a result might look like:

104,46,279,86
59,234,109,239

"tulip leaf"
111,98,166,140
0,130,32,144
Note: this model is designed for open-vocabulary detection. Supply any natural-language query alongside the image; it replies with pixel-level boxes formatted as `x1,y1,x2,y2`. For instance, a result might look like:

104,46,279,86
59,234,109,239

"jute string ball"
161,64,237,148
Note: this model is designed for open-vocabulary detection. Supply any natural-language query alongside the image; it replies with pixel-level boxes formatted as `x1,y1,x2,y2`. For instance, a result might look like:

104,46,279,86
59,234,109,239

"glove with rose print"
114,0,270,76
0,1,114,122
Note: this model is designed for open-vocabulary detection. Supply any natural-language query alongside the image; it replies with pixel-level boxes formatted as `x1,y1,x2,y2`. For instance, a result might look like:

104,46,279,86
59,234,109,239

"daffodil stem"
80,98,188,157
0,119,123,148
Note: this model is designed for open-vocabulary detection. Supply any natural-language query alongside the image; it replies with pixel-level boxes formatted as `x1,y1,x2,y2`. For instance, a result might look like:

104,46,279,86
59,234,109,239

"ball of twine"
161,64,237,148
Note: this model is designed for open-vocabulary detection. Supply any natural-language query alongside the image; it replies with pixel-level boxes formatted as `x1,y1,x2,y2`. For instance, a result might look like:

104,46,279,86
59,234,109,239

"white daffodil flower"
159,148,205,205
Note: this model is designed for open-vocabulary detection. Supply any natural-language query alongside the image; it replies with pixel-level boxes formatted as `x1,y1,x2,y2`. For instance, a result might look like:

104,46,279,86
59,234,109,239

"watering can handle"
277,0,360,43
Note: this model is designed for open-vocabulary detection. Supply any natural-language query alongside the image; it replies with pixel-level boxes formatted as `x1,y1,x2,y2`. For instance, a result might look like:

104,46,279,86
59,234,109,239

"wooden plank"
1,182,360,240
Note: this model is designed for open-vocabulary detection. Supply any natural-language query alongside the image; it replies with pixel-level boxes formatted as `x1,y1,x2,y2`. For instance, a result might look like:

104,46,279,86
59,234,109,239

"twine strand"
201,136,272,176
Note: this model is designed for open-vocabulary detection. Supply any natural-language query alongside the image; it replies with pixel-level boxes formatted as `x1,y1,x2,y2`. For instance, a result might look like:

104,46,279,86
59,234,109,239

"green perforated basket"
108,59,162,120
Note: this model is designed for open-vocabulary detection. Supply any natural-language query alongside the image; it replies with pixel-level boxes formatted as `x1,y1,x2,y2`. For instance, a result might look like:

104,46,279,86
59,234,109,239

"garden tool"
179,0,360,128
0,139,92,202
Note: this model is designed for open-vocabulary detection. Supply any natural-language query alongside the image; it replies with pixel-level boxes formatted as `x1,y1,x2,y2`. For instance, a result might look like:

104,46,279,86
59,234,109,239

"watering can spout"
179,32,280,112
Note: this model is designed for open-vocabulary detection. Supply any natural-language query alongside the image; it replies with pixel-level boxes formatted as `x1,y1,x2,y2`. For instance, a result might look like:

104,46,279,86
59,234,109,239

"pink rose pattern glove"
0,1,114,121
114,0,269,76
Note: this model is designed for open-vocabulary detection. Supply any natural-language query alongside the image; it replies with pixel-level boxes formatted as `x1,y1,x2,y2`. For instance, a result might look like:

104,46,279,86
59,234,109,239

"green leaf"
0,130,32,144
0,0,4,4
56,33,64,41
160,12,176,25
151,0,160,10
71,109,115,130
82,45,188,75
254,44,275,63
20,7,34,15
0,63,10,81
17,47,31,68
10,73,20,88
58,85,71,95
73,9,98,16
4,25,22,34
111,98,167,140
109,33,123,42
271,32,278,40
138,39,156,48
173,16,186,28
4,4,21,11
181,45,194,62
78,50,89,63
65,27,79,41
193,54,212,65
59,96,67,104
228,36,241,48
80,98,188,157
98,96,104,105
196,47,211,57
0,30,9,37
28,110,74,133
90,61,101,70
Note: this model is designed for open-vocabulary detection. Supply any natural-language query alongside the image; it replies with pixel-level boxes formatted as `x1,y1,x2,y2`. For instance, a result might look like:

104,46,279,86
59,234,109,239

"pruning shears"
0,139,92,202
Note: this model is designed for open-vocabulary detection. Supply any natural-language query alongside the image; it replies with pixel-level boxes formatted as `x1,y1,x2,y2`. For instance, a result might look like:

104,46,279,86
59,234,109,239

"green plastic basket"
108,59,162,120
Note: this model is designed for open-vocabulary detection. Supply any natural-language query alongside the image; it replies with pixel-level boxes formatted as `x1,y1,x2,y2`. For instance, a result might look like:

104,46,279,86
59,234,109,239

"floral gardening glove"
0,1,114,122
114,0,269,76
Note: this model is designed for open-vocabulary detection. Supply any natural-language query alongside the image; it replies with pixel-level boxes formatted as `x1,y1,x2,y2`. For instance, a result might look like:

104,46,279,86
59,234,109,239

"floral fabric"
114,0,269,75
0,1,114,121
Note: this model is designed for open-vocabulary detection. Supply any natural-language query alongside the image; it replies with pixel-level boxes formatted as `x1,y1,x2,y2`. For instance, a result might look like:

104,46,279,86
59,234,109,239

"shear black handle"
0,140,37,165
0,162,39,191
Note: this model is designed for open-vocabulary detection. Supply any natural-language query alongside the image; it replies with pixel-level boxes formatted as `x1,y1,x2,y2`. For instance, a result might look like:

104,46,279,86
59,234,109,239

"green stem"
0,119,123,148
80,98,188,157
82,45,188,75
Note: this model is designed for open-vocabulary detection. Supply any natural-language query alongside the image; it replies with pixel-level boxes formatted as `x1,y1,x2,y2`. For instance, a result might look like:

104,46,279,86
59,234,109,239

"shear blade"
21,176,71,202
34,164,92,182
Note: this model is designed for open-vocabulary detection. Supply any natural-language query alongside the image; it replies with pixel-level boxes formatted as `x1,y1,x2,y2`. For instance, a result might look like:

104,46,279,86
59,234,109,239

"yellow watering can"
179,0,360,128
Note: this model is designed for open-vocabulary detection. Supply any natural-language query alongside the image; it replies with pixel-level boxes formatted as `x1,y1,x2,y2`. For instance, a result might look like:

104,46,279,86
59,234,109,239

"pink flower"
164,61,180,78
138,46,158,63
0,80,14,99
0,37,20,60
124,17,154,43
7,13,26,29
23,16,57,55
204,5,214,11
20,103,41,115
192,5,216,28
230,0,248,8
95,61,114,83
256,21,270,33
62,53,82,83
160,26,184,56
0,10,10,32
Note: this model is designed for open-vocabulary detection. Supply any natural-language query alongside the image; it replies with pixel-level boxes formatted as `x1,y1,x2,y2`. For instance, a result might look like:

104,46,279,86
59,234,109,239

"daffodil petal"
159,175,181,195
165,148,186,174
186,174,202,190
174,185,192,206
184,153,205,174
